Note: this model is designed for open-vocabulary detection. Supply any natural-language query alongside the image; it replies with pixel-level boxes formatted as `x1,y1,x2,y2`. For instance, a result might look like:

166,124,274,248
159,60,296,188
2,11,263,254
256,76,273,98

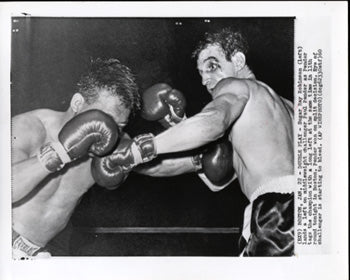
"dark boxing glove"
94,133,157,177
91,135,132,190
38,109,119,173
195,137,235,186
141,83,187,128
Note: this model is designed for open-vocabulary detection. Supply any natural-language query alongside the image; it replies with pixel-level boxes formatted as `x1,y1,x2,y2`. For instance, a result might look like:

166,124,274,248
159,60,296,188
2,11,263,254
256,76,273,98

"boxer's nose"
201,73,210,87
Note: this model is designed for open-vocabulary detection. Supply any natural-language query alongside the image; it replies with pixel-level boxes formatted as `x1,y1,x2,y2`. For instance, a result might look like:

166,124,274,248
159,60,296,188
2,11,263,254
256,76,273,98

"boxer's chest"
22,153,94,206
47,159,94,203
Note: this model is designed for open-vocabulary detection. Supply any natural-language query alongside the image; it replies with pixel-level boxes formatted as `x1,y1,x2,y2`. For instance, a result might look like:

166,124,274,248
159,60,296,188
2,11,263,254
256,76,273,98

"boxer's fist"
91,135,132,190
38,110,119,172
200,138,235,186
98,133,157,173
59,110,119,158
141,83,187,128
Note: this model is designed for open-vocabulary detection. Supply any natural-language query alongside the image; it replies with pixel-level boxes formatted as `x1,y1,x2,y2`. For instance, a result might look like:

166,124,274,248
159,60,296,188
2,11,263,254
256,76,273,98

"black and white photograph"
10,16,295,258
0,2,348,280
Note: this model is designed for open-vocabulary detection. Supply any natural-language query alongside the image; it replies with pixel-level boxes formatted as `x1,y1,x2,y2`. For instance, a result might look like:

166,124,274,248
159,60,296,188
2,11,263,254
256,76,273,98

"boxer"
91,83,235,191
98,28,295,256
11,58,140,258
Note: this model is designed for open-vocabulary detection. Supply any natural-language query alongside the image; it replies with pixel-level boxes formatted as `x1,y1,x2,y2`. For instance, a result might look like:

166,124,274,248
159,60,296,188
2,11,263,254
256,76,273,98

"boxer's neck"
237,65,256,80
58,108,76,131
40,109,74,142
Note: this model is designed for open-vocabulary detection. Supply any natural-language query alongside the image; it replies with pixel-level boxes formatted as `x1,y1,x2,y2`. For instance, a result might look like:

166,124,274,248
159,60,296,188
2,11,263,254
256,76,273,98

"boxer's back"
229,80,294,200
12,109,94,247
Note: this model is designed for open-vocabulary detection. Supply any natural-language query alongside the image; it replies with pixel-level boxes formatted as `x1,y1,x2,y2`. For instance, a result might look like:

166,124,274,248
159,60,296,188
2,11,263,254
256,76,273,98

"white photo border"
0,2,348,280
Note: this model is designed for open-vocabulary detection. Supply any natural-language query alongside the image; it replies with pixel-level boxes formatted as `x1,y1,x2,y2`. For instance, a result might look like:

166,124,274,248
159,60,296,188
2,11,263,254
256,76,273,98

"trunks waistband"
247,175,295,202
241,175,295,248
12,229,47,258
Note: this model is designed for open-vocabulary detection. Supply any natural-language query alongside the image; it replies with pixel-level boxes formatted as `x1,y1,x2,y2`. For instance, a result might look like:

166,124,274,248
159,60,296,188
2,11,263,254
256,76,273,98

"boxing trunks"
239,175,295,256
12,230,51,259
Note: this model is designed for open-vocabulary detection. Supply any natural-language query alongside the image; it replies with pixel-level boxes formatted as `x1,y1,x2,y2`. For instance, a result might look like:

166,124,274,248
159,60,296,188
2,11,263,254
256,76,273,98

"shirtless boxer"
91,82,235,192
103,28,295,256
11,58,140,259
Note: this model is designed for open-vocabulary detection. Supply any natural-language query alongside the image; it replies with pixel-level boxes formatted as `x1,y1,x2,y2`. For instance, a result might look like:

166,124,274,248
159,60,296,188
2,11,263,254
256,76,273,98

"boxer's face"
197,44,238,96
80,89,130,130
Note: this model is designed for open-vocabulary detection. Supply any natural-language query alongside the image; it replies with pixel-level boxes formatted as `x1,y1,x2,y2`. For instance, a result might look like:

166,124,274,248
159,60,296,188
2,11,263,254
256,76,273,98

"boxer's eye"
207,62,219,72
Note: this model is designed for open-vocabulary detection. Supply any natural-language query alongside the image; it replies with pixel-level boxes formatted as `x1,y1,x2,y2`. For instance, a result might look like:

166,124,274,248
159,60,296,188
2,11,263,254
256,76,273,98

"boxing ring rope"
76,227,240,234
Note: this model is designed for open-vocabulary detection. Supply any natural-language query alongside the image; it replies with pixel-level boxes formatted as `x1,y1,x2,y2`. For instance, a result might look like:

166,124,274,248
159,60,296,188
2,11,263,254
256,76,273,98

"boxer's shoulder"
246,81,280,108
212,78,251,104
280,96,294,109
13,109,49,133
252,80,279,97
13,109,63,132
215,77,250,93
12,110,52,156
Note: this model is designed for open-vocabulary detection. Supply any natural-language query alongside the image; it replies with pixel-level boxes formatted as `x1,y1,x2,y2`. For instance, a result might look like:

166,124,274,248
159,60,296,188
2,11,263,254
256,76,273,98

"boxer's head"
192,28,250,95
70,58,140,129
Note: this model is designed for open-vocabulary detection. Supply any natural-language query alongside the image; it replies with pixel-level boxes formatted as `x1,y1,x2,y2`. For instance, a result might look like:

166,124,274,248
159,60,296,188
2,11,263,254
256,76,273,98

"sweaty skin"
154,44,294,200
12,91,130,247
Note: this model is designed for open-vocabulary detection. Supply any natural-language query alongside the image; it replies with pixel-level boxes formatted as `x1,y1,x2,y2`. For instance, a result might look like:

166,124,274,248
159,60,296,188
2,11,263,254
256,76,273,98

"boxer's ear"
231,52,246,71
70,93,85,114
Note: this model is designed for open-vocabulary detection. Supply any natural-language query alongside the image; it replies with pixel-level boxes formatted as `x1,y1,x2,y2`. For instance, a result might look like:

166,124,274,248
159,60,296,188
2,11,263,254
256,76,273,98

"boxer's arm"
134,156,196,177
135,156,237,191
120,133,196,176
281,96,294,119
154,79,249,154
11,114,51,202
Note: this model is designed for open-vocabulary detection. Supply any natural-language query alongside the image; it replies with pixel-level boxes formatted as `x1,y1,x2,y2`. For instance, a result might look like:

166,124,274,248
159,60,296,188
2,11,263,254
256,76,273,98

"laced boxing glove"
38,109,119,173
141,83,187,128
99,133,157,174
194,137,235,186
91,135,133,190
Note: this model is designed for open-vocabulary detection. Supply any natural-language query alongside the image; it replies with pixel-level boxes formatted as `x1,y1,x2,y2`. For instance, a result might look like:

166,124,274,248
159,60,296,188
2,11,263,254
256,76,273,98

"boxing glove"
141,83,187,128
38,109,119,173
197,138,235,186
91,135,132,190
99,133,157,173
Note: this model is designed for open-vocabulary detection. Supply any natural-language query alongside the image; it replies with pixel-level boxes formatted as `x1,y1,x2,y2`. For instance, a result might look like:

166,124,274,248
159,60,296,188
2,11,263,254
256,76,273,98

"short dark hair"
76,58,140,116
192,27,249,61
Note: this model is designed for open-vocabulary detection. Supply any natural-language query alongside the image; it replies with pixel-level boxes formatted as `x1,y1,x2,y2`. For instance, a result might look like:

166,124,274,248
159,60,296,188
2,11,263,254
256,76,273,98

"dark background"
11,17,294,256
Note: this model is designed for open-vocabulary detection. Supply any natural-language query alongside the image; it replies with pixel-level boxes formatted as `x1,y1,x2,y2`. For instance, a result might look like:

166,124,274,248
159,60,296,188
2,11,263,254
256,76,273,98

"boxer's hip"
244,175,295,202
240,175,295,256
12,229,51,259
